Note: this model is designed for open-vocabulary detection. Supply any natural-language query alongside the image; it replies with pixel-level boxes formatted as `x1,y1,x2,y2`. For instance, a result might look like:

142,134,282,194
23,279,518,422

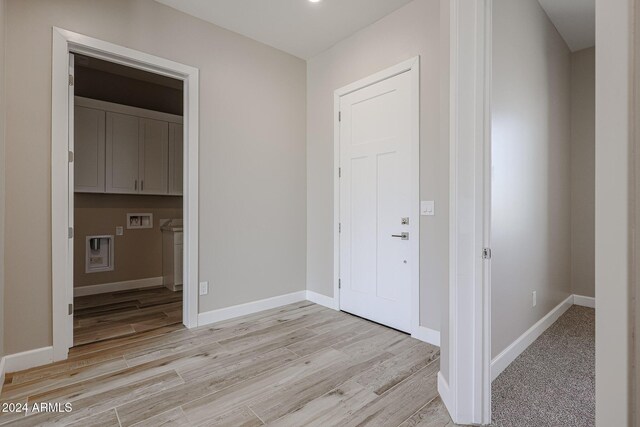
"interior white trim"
411,326,441,347
2,347,54,374
73,277,164,297
447,0,492,424
491,295,574,381
333,56,421,336
52,27,200,362
198,291,307,327
573,294,596,308
437,371,454,416
306,290,338,310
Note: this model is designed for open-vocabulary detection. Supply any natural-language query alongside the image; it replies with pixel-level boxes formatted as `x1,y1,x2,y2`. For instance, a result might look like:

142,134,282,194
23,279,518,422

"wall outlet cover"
532,291,537,307
199,281,209,296
116,226,124,236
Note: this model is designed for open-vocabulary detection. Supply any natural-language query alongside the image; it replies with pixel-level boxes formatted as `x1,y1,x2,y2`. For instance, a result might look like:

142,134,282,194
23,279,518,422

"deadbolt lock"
401,217,409,225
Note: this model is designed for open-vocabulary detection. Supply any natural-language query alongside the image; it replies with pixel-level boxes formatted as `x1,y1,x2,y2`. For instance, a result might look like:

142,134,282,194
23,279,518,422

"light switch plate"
199,281,209,296
421,201,435,216
116,226,124,236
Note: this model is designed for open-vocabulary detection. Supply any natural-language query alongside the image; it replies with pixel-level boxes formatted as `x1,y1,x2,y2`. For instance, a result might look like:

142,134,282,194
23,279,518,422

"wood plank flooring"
0,301,453,426
73,287,183,346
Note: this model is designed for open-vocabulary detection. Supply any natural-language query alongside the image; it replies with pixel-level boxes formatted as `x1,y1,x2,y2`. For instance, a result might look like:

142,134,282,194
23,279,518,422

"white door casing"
52,28,200,362
337,59,419,334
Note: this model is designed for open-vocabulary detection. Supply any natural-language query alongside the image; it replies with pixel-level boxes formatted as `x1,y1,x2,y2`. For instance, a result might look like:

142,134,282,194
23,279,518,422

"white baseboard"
74,277,163,297
438,371,454,418
573,294,595,308
198,291,307,327
491,295,573,381
306,290,338,310
412,326,441,347
3,346,54,374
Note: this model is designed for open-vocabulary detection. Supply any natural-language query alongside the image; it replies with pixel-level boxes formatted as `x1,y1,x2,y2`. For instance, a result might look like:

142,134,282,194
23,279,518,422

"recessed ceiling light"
309,0,322,3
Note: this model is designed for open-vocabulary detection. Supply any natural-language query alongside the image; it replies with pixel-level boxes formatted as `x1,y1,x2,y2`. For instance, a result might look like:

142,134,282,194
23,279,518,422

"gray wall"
0,0,5,359
74,194,182,288
3,0,307,354
306,0,449,333
570,47,595,298
491,0,573,358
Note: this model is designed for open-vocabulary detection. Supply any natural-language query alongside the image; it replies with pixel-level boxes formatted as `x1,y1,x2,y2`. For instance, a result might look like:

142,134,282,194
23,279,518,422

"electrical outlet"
532,291,537,307
199,281,209,296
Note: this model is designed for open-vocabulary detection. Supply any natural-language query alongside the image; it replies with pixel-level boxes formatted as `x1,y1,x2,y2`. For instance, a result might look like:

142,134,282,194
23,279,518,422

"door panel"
68,53,75,349
339,71,413,333
168,123,183,195
106,112,139,194
139,118,169,195
74,106,105,193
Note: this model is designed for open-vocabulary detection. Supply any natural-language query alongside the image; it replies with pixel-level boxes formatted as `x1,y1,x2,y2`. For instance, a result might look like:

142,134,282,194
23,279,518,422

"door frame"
442,0,492,425
333,56,421,336
51,27,200,362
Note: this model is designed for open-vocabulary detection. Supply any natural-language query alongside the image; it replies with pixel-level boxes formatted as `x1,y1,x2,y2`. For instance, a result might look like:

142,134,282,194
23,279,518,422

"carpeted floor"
492,305,595,427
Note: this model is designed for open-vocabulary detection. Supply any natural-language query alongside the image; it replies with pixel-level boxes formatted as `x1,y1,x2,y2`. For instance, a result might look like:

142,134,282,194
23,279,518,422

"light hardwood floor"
73,287,183,346
0,301,454,426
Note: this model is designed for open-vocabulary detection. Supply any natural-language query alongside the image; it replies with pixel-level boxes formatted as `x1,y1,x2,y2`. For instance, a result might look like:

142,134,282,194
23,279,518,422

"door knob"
392,232,409,240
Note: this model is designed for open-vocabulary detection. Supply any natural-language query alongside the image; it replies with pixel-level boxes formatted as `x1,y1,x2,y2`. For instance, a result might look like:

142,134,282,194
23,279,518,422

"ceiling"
154,0,413,60
538,0,595,52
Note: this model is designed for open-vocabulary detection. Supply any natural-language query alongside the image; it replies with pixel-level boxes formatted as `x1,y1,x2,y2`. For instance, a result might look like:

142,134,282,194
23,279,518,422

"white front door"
339,70,413,333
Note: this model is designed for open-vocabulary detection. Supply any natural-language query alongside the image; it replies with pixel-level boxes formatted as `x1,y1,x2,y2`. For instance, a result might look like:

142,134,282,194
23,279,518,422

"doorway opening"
489,1,596,425
52,28,199,361
71,54,185,347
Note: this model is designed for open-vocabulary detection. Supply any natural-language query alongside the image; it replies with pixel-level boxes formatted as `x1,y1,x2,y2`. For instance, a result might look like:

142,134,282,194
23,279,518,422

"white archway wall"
595,0,633,425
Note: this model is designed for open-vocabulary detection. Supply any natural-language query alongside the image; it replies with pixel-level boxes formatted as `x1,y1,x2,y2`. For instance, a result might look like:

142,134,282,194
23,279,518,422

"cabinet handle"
134,180,137,191
141,181,144,191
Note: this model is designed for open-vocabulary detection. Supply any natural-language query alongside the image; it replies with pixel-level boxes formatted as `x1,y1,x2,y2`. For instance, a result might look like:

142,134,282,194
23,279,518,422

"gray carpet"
491,306,595,427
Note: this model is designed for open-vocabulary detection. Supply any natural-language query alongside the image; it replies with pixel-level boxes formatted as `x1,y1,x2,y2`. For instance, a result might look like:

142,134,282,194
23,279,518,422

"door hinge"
482,248,492,260
338,279,341,289
68,74,74,86
68,151,74,163
339,223,341,233
68,303,73,315
339,167,342,178
339,111,342,122
68,227,74,239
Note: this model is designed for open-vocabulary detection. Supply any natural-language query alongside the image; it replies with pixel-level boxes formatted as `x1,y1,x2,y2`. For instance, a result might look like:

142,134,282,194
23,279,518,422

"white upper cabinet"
74,106,105,193
139,118,169,195
168,123,183,196
106,112,140,194
75,97,182,196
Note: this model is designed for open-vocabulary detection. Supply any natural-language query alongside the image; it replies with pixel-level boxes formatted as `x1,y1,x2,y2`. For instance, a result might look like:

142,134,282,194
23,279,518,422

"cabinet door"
139,118,169,195
106,112,140,194
74,106,106,193
168,123,183,196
